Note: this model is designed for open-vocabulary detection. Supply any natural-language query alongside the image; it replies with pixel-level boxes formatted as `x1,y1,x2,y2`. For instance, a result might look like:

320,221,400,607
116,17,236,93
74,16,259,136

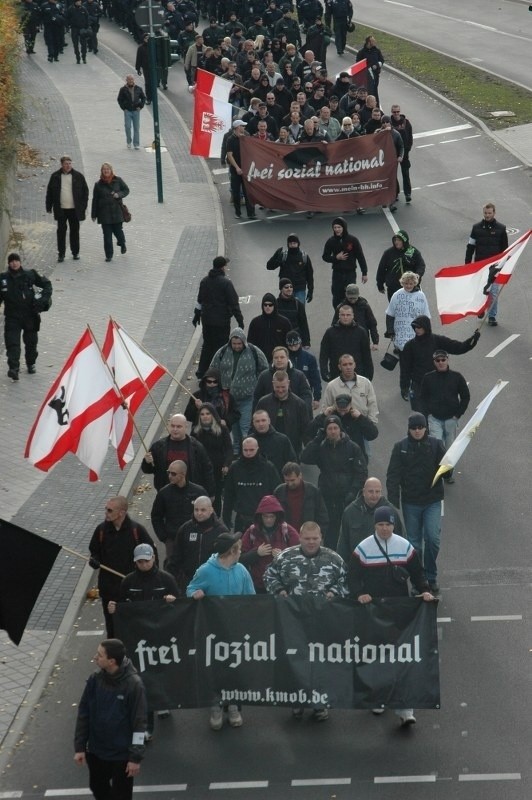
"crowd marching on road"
5,1,524,798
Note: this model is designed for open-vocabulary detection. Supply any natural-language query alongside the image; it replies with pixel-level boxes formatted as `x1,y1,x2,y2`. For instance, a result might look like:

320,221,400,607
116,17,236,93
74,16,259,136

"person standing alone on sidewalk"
117,74,146,150
91,163,129,262
465,202,508,326
45,155,89,263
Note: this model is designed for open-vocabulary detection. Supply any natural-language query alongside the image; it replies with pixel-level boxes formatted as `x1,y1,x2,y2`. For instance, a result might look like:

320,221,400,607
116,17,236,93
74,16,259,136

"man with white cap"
226,119,256,220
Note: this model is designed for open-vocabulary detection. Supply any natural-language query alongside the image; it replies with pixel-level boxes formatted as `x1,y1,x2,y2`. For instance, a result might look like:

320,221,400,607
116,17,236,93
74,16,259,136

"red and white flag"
435,230,531,324
336,59,368,84
195,68,232,102
102,320,166,468
25,329,122,481
190,90,233,158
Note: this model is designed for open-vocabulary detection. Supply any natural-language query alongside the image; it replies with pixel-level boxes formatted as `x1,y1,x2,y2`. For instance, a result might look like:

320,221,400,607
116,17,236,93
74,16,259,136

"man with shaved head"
167,496,229,589
222,437,280,531
142,413,214,494
336,477,403,562
150,461,207,559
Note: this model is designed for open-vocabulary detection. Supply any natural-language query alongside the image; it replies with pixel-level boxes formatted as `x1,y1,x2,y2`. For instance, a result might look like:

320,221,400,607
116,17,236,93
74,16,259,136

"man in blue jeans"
386,412,445,594
117,74,146,150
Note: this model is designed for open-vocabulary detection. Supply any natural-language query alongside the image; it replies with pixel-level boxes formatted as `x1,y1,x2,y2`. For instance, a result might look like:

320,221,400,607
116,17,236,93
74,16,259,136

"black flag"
0,518,61,645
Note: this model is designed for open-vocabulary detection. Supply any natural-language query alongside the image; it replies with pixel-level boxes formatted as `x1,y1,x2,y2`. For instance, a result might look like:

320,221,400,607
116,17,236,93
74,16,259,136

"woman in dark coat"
191,403,233,516
91,162,129,262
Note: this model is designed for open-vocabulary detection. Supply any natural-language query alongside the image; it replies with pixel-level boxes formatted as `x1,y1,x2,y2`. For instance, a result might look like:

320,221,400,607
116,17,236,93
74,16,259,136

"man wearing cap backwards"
376,230,426,301
347,505,434,726
332,284,379,349
108,543,178,741
267,233,314,304
401,315,480,413
419,351,470,484
386,413,446,594
307,392,378,459
322,217,368,308
187,532,255,730
193,255,244,379
89,496,157,637
337,477,403,562
226,119,256,220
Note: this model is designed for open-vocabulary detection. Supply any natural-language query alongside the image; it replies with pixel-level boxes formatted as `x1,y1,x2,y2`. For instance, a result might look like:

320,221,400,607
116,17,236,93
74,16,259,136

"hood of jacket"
261,292,278,315
254,494,285,516
229,326,248,345
392,229,410,248
199,367,222,390
332,216,348,237
100,656,137,687
411,314,432,335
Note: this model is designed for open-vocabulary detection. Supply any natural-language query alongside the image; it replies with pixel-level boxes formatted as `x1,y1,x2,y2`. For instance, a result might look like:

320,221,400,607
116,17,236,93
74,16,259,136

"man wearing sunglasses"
386,413,446,594
419,351,470,484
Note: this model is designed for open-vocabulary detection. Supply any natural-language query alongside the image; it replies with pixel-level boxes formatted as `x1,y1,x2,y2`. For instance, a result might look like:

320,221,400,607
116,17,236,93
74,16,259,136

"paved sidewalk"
0,35,221,764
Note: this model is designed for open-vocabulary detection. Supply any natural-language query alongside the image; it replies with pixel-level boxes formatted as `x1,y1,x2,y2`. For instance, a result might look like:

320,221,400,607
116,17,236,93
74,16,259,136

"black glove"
89,557,100,570
384,331,394,339
236,317,244,329
471,330,481,344
306,292,313,303
192,309,201,327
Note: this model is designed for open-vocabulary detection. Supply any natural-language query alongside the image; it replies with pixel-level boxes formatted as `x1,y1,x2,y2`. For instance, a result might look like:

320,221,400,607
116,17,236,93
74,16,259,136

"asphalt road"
2,20,531,800
354,0,532,92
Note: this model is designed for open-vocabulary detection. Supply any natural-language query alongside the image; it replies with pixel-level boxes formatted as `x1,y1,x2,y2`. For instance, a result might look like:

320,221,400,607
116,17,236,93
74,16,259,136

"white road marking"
212,167,228,174
451,176,471,182
0,793,23,799
458,773,521,781
382,206,400,233
292,778,351,786
375,775,437,783
133,785,187,792
476,171,496,176
440,138,461,143
210,781,269,789
485,334,520,357
462,135,481,140
76,630,104,636
470,615,522,622
414,124,472,139
426,181,447,187
416,143,435,148
500,165,521,171
384,1,414,6
45,791,92,797
465,21,497,31
437,617,452,623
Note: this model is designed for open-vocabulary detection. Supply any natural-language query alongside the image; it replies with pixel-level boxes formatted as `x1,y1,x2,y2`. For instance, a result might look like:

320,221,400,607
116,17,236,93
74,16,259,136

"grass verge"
347,24,532,130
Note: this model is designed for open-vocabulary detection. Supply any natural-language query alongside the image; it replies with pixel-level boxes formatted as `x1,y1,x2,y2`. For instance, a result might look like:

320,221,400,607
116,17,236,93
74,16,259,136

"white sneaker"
227,704,243,727
210,705,223,731
400,713,416,726
157,709,170,719
372,707,385,715
127,144,132,149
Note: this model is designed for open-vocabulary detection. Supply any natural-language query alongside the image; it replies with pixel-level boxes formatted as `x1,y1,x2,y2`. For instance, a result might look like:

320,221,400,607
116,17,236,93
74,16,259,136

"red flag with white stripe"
435,230,531,324
195,68,232,102
102,320,166,468
24,329,122,480
348,58,368,87
190,90,233,158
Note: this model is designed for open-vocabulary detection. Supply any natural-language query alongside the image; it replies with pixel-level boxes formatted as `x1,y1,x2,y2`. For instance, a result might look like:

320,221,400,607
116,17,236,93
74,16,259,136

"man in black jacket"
168,496,228,588
376,230,425,300
250,409,297,474
150,461,207,559
332,284,379,347
401,315,479,412
319,304,374,381
0,253,52,380
465,202,508,326
66,0,90,63
223,437,280,531
307,392,378,459
141,413,215,494
386,413,445,593
255,370,311,456
322,217,368,307
419,350,470,483
276,279,311,346
247,293,291,363
253,346,312,411
117,74,146,150
193,256,244,378
266,233,314,303
45,155,89,262
89,496,156,637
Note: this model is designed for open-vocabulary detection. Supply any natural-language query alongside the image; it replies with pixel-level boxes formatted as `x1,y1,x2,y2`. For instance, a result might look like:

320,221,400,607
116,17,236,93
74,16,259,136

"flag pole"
62,545,126,579
87,324,151,455
110,324,197,400
112,319,170,435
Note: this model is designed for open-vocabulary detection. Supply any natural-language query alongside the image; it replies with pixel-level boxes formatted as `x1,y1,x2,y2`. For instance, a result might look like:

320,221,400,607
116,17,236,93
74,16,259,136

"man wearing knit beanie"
266,233,314,303
386,412,446,594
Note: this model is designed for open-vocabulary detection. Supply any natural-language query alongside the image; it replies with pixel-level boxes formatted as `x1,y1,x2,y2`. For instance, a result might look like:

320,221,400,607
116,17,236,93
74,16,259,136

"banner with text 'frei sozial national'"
115,595,440,711
240,133,398,213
